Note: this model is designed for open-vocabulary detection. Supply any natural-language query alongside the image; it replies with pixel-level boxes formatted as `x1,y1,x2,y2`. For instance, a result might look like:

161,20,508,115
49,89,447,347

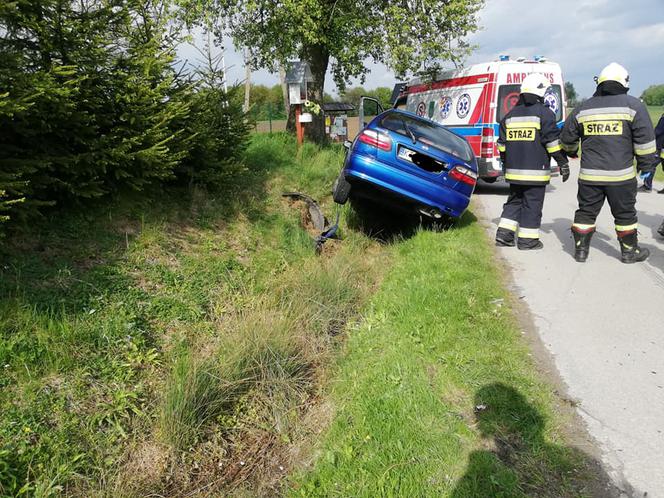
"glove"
639,171,654,181
559,162,570,182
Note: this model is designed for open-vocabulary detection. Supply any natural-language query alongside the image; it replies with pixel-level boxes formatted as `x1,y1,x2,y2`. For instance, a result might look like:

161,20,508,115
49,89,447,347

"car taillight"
449,165,478,186
358,129,392,151
481,127,495,158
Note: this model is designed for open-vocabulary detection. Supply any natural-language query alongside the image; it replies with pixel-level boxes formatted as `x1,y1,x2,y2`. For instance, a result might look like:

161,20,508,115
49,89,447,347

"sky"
178,0,664,99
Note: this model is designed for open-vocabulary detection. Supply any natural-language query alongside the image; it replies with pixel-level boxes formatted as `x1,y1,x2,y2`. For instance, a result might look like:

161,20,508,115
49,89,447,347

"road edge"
471,197,633,498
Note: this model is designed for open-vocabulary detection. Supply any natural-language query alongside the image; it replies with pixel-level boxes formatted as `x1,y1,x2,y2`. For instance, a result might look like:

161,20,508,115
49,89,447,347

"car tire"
332,173,351,205
482,177,498,184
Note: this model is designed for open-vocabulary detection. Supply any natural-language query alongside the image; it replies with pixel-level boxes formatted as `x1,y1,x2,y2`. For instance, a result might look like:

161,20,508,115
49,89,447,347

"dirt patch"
117,440,172,493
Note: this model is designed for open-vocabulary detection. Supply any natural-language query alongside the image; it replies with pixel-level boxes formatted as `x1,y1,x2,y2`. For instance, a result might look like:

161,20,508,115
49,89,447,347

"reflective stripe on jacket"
561,94,658,185
497,101,561,186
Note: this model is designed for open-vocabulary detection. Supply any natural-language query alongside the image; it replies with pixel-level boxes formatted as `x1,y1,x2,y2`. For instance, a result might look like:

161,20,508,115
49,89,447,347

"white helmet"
520,73,551,98
596,62,630,88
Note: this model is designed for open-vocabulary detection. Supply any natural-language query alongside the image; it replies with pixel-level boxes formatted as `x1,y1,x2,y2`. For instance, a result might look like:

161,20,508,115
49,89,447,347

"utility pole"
279,63,289,118
243,48,251,113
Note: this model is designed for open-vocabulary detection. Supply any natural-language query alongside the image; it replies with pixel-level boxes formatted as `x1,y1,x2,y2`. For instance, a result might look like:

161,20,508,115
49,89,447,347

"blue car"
333,106,478,220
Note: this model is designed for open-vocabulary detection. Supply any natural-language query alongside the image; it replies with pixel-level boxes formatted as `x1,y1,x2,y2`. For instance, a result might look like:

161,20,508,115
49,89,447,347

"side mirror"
343,140,352,150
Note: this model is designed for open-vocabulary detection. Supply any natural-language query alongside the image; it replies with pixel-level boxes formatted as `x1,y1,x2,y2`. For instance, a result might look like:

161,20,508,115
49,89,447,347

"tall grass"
0,132,385,496
159,245,376,451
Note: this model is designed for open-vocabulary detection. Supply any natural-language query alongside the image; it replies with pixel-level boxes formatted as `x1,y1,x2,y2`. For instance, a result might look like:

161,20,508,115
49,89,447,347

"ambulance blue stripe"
445,124,499,136
444,121,562,137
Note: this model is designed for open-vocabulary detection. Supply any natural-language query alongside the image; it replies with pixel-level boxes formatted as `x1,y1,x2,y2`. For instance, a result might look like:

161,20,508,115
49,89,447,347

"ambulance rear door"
495,63,566,126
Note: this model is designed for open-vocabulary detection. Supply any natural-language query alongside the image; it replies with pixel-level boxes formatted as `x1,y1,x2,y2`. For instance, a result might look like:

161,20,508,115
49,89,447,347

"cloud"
466,0,664,97
178,1,664,99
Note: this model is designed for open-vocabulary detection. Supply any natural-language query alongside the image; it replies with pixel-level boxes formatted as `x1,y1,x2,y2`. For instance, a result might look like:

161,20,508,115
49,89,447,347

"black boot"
517,238,544,250
617,230,649,264
571,228,594,263
495,228,516,247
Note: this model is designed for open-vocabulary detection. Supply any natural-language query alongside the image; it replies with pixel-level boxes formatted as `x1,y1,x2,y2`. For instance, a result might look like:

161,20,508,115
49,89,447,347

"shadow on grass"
345,197,477,244
450,383,628,498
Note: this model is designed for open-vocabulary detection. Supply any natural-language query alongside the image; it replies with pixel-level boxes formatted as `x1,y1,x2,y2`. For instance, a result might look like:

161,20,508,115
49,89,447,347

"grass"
647,105,661,126
289,209,607,497
0,134,382,496
0,132,610,497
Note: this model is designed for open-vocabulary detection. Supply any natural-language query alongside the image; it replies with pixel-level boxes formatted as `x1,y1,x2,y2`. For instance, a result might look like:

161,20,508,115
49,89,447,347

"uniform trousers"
573,180,637,231
497,184,547,242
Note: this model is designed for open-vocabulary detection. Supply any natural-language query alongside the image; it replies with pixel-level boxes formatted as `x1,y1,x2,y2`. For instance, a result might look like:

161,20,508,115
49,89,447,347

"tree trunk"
302,44,330,145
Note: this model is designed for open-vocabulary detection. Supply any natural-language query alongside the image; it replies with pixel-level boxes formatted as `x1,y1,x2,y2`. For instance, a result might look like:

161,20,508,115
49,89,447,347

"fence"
253,116,375,140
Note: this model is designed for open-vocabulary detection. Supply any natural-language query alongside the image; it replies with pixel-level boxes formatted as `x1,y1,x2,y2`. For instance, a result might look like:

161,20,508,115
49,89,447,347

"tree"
246,84,287,120
178,0,484,143
564,81,578,108
0,0,251,232
641,84,664,106
0,0,190,219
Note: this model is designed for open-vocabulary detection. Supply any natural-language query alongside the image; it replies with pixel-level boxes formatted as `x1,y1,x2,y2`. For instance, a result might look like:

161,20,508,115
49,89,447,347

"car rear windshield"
379,111,474,162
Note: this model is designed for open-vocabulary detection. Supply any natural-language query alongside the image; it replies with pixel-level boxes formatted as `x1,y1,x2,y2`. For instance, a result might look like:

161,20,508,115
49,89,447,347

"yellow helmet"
520,74,551,98
596,62,630,88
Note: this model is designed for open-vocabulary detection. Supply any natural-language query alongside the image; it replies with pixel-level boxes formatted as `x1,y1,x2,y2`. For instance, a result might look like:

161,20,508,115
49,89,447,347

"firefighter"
640,110,663,192
495,73,570,250
656,112,664,236
561,63,659,263
656,111,664,194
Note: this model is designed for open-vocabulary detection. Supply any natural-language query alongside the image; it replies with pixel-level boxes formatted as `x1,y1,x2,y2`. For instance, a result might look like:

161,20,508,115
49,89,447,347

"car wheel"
332,173,351,205
482,177,498,184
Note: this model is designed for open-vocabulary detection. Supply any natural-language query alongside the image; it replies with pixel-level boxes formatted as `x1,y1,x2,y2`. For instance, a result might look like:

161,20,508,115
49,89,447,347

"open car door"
358,96,384,134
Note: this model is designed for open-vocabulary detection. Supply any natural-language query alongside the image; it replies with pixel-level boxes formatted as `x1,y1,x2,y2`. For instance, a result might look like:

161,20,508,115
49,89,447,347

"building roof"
322,102,355,113
285,61,313,84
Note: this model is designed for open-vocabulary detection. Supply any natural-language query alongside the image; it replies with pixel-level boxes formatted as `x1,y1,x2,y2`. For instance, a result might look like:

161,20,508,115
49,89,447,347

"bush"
641,84,664,106
0,0,251,234
174,81,252,186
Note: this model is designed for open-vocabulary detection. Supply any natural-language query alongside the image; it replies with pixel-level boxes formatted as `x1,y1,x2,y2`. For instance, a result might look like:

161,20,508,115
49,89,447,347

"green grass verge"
290,211,605,497
647,105,661,126
1,133,608,497
0,134,384,496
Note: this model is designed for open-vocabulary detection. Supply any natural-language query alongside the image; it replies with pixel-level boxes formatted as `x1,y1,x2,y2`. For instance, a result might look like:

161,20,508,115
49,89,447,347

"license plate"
398,146,415,162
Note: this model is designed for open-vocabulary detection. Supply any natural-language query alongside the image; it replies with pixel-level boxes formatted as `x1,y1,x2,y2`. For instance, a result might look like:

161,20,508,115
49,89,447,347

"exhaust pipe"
418,208,443,219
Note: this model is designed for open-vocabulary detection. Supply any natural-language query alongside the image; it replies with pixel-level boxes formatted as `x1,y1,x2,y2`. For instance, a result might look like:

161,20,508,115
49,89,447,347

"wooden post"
295,104,304,146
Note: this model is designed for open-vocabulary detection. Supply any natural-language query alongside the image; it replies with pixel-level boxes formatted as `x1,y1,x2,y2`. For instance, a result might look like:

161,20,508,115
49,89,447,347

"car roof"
379,108,467,140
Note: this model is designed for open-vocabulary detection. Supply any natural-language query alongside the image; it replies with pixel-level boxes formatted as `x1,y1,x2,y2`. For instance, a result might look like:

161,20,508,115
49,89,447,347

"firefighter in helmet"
495,73,570,250
561,63,659,263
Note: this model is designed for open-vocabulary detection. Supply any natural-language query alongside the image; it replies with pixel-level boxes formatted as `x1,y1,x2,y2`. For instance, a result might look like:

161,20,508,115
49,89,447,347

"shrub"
0,1,251,234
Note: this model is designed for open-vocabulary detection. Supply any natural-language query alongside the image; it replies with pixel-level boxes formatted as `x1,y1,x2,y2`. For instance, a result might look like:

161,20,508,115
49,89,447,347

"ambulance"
395,56,566,182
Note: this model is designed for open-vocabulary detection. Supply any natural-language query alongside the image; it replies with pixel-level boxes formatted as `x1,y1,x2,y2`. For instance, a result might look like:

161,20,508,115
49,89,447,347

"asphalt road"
476,161,664,498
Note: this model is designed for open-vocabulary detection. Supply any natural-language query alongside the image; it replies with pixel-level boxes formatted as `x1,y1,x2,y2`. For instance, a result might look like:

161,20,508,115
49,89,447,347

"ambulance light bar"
499,54,510,61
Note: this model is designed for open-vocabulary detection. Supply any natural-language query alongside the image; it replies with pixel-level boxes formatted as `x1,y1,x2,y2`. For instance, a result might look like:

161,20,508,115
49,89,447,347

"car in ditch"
333,98,478,220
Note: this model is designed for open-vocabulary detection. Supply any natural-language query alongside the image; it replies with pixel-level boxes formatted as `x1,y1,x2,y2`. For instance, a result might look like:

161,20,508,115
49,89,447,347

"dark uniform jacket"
561,86,658,186
497,96,565,185
655,114,664,162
